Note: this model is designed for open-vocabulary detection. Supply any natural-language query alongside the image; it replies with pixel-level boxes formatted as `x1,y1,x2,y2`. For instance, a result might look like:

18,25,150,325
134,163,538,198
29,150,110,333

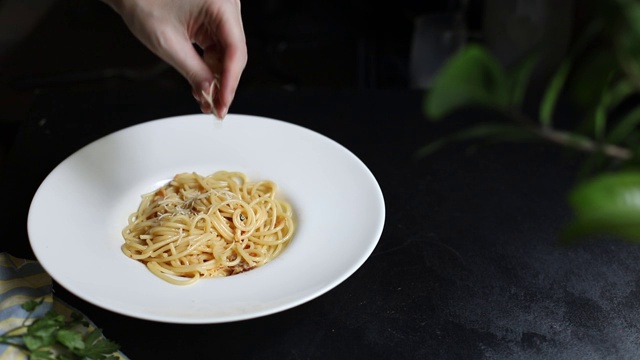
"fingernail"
218,106,228,119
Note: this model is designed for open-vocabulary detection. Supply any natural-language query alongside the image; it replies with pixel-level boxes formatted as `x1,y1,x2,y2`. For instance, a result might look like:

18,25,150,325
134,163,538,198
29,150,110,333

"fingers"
108,0,247,118
213,2,247,118
218,44,247,119
202,44,246,118
162,30,233,119
157,28,215,105
200,2,246,118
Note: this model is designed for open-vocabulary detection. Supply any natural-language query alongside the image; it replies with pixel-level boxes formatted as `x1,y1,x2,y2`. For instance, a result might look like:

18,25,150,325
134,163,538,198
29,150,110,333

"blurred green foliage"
420,0,640,244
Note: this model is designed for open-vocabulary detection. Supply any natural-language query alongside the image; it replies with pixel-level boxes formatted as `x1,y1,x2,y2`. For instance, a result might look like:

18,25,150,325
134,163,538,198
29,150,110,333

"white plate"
27,114,385,324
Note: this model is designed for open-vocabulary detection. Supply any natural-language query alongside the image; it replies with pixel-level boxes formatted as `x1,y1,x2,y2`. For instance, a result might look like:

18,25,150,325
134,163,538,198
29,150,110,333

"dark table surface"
2,85,640,359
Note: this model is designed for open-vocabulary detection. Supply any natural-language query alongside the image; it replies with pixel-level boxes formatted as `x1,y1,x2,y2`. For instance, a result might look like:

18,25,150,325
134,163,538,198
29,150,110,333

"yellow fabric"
0,252,128,359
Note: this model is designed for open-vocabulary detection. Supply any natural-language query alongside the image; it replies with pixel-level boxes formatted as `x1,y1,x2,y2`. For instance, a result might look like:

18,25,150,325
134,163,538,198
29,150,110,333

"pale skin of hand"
101,0,247,118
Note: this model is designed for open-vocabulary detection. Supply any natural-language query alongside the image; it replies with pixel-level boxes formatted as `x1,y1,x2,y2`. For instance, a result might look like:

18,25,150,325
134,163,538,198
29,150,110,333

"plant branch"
533,127,633,159
509,109,633,160
0,339,28,351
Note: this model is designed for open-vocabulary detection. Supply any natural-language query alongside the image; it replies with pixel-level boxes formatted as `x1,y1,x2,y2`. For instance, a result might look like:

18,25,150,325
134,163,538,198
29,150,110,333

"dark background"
0,0,586,166
0,0,493,163
0,0,580,208
7,2,640,359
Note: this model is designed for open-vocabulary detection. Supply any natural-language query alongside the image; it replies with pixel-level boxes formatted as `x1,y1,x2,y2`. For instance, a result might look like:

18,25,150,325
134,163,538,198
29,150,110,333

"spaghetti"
202,77,220,118
121,171,295,285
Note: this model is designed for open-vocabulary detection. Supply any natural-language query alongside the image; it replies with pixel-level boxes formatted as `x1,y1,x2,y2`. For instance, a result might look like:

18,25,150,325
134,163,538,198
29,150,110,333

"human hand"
102,0,247,118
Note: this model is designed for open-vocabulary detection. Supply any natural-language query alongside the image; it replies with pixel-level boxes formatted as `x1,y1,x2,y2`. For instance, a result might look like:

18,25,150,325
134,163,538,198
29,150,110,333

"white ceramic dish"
28,114,385,324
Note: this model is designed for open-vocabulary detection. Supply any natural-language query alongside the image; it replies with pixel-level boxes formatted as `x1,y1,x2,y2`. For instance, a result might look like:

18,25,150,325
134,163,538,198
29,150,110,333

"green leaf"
507,53,539,107
82,328,102,347
57,329,85,351
424,44,510,120
28,312,64,337
562,170,640,243
79,337,121,359
21,299,44,313
602,78,635,111
37,311,65,326
65,312,90,328
23,334,47,351
569,49,620,111
30,349,56,360
23,323,57,351
27,324,58,340
76,329,120,359
570,171,640,217
588,71,638,141
574,77,634,143
539,59,572,128
415,123,537,158
594,102,607,140
540,18,604,128
1,301,121,360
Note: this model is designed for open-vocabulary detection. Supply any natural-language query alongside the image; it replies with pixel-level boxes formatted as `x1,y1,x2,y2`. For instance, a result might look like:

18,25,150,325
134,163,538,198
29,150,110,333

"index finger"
213,4,247,117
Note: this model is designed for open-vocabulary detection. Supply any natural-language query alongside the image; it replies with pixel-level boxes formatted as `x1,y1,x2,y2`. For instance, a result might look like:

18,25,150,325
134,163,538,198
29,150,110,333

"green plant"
419,0,640,243
0,298,120,360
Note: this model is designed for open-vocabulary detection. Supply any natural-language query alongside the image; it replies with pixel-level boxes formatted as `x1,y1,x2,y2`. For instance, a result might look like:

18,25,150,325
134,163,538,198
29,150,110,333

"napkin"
0,252,128,359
